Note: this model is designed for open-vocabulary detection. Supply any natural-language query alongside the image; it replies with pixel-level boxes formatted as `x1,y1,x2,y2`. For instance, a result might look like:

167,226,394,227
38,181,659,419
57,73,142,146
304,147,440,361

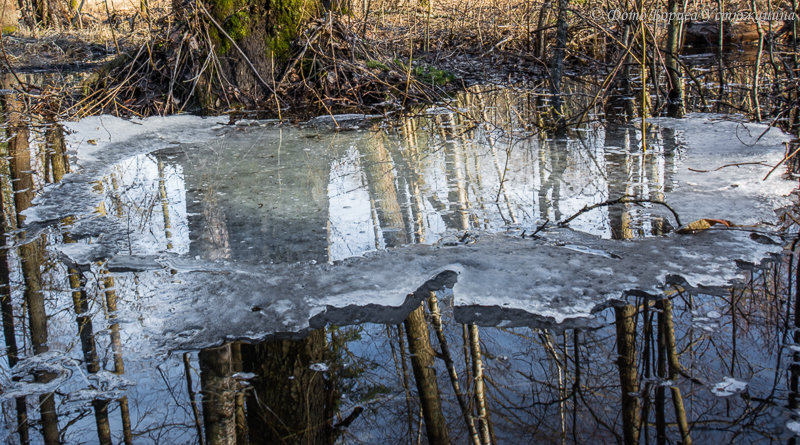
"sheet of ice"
650,114,796,225
711,377,749,397
20,114,226,229
17,112,798,349
115,226,783,349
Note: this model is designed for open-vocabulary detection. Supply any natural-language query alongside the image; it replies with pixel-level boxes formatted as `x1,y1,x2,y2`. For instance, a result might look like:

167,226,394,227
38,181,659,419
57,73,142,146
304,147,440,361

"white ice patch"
309,362,329,372
711,377,748,397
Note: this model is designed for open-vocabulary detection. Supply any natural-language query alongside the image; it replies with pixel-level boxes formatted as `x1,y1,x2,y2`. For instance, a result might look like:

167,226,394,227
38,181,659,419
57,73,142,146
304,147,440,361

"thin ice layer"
16,113,797,349
117,226,782,349
651,114,796,225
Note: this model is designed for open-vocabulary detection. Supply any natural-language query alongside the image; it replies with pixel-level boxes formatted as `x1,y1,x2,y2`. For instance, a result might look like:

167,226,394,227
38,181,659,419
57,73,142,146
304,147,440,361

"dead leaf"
676,218,734,234
87,139,97,145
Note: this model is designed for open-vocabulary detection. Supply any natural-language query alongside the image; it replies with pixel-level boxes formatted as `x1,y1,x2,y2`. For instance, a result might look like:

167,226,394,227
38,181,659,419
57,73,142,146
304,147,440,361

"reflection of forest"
164,86,683,265
0,83,798,444
186,263,796,444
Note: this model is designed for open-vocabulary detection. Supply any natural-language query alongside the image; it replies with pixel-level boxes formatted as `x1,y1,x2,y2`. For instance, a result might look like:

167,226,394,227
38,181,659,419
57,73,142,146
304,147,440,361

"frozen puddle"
22,112,796,349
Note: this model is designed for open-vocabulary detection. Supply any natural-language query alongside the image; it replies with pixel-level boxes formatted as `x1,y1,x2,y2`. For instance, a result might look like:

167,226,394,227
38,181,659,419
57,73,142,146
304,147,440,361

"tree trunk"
404,302,450,445
4,78,61,445
242,330,336,444
1,0,18,33
615,304,640,445
549,0,569,120
197,0,322,107
665,0,684,118
199,344,238,445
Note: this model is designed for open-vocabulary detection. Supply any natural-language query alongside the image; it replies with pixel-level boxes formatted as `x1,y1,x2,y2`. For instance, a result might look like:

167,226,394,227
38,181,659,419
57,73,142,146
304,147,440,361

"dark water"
0,72,799,445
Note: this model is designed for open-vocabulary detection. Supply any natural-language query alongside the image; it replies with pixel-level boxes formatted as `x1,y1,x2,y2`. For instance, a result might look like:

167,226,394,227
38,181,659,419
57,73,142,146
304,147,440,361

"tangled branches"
72,6,459,118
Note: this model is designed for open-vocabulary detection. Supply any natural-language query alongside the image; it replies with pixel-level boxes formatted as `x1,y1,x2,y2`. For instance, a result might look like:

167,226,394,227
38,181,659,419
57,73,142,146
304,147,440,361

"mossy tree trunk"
197,0,322,108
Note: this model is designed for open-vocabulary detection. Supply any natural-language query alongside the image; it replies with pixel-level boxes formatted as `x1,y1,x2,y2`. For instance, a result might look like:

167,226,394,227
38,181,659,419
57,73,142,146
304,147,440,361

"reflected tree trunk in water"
241,329,336,444
440,113,473,231
5,84,60,445
46,124,69,183
403,302,450,444
427,291,480,445
101,270,134,445
157,159,174,250
184,352,206,445
66,264,112,445
791,242,800,445
199,344,237,445
655,305,667,445
468,324,492,445
393,323,415,440
398,119,426,243
0,158,29,444
230,343,248,444
657,297,692,445
362,134,408,247
614,304,640,445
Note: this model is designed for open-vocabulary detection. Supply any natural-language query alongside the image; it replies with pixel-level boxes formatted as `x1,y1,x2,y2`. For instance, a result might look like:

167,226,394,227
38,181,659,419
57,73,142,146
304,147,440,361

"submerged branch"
558,195,682,228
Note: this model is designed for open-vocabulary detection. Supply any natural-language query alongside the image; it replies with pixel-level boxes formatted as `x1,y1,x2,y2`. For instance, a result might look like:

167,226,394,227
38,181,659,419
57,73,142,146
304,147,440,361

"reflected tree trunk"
157,159,174,250
362,134,408,247
468,324,492,445
66,264,112,445
614,304,640,445
657,297,692,445
241,329,336,444
199,344,237,445
46,124,69,183
0,151,29,444
184,352,206,445
394,323,415,440
101,270,134,445
4,83,60,445
655,308,667,445
230,343,248,444
404,302,450,444
427,291,480,445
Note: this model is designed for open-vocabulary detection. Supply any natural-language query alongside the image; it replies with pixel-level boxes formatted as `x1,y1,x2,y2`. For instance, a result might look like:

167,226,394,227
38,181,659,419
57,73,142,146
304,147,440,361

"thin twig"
558,195,682,228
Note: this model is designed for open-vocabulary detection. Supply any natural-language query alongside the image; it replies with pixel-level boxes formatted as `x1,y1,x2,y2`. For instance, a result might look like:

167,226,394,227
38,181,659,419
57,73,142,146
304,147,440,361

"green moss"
1,25,16,35
227,11,251,41
206,0,252,54
264,0,317,62
412,65,456,85
366,60,389,71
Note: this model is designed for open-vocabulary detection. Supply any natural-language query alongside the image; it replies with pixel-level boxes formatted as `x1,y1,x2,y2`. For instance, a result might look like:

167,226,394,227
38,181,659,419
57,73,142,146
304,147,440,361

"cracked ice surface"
116,226,782,349
19,112,797,349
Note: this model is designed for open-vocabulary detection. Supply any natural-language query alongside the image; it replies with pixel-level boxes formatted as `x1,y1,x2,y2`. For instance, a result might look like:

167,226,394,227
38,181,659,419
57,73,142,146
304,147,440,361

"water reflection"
170,270,796,444
93,88,689,269
0,84,797,444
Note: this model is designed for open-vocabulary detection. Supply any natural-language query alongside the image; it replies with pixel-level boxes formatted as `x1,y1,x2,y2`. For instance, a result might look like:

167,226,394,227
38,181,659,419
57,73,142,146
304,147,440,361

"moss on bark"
201,0,319,106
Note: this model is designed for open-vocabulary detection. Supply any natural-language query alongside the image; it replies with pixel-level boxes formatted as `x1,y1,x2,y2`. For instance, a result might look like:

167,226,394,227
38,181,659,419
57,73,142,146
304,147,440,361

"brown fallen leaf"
86,139,97,145
676,218,734,234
